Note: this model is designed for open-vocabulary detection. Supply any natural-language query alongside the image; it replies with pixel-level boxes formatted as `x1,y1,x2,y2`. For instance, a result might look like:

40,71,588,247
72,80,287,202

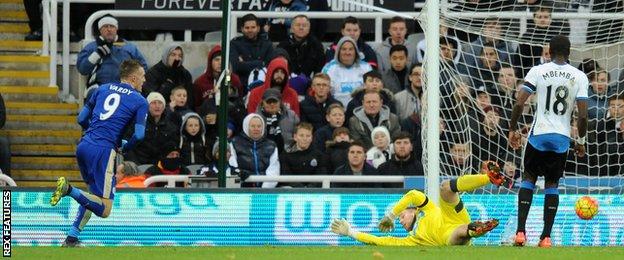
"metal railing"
143,175,405,189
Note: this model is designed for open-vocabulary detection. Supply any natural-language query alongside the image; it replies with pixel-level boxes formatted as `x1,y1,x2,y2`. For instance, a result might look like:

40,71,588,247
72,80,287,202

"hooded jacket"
349,105,401,149
246,57,301,116
326,37,378,69
178,113,208,166
193,45,243,110
230,114,280,188
143,44,194,105
322,36,373,106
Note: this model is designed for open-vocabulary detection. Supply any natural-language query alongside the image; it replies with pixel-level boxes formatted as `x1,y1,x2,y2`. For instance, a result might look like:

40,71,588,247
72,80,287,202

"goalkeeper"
331,161,505,246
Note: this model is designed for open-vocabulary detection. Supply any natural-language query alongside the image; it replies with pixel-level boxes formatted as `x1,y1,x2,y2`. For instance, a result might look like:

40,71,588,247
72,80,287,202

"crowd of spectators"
66,2,624,188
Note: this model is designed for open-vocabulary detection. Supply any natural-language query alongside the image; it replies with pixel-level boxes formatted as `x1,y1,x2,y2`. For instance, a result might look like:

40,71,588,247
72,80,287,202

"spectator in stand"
230,13,274,87
378,131,425,185
125,92,179,165
145,147,190,187
0,93,9,176
325,127,352,174
375,16,417,73
471,106,511,163
77,16,147,90
588,94,624,176
416,25,462,64
314,103,346,152
345,70,396,121
200,141,240,177
115,161,145,188
381,45,410,94
588,69,612,120
198,87,246,139
264,0,308,42
167,86,193,127
442,140,479,176
178,113,209,166
263,0,308,42
332,141,380,188
256,88,300,153
490,64,518,113
326,16,378,69
231,113,280,188
475,86,493,112
395,63,423,121
198,99,218,153
247,57,301,116
277,15,326,78
514,6,569,77
467,42,501,89
143,44,193,106
439,36,464,95
463,18,514,68
578,58,601,75
300,73,340,132
193,45,243,110
366,126,393,168
246,48,311,95
280,122,328,187
349,90,401,148
322,36,373,107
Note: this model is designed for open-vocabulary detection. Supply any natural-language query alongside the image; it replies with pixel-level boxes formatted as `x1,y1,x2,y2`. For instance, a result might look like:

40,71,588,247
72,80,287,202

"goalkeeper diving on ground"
331,161,505,246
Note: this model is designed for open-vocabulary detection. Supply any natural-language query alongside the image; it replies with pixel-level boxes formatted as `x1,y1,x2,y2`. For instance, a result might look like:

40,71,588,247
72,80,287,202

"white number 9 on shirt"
99,93,121,120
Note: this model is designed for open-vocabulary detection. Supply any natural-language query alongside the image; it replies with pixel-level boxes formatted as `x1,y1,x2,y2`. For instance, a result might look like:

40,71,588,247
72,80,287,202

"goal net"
417,0,624,245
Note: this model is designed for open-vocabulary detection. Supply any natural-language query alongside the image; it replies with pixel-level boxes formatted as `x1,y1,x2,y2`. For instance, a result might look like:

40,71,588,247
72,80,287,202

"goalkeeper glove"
330,218,358,238
378,212,396,233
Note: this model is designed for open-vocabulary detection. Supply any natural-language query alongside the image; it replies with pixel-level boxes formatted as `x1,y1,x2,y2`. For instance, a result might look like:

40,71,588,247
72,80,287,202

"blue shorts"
76,141,117,200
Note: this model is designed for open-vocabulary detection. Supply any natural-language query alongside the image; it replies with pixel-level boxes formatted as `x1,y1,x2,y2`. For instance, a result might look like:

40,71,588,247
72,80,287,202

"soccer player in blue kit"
49,59,149,246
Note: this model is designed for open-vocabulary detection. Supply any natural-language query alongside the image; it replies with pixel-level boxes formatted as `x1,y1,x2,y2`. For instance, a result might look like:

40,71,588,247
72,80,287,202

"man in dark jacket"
0,93,9,176
276,15,326,77
300,73,340,132
125,92,179,165
378,132,424,188
280,123,328,187
143,43,194,106
230,13,274,87
332,141,380,188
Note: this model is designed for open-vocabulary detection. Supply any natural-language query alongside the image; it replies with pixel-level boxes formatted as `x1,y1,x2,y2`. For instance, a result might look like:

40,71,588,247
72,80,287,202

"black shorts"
523,142,567,182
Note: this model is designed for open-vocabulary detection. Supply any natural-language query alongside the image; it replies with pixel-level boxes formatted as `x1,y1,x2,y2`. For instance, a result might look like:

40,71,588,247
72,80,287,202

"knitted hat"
146,92,166,105
98,16,118,30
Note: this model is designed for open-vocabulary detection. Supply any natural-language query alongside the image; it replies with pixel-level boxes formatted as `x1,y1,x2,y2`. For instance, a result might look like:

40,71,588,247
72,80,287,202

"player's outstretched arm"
331,218,414,246
508,89,531,150
379,190,431,232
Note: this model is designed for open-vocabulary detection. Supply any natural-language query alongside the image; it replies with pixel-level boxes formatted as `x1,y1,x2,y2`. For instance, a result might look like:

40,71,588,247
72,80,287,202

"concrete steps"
16,180,86,189
5,114,81,130
11,169,81,181
0,70,49,85
0,86,59,102
0,129,81,144
0,40,42,53
10,144,76,156
12,156,78,170
0,10,27,21
0,55,49,70
0,0,24,12
5,102,77,115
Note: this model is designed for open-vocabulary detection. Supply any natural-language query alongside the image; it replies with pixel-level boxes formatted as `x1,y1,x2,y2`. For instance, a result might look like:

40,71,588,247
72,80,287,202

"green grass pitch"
12,246,624,260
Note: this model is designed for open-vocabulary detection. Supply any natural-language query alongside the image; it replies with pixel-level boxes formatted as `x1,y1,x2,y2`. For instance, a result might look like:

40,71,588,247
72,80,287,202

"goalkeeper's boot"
467,219,499,238
50,177,69,206
538,237,552,248
61,236,82,247
483,161,507,187
514,231,527,246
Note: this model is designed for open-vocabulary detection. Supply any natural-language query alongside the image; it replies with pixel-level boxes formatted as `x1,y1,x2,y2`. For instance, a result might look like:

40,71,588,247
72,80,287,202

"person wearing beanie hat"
125,91,179,166
366,126,393,168
77,16,147,88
